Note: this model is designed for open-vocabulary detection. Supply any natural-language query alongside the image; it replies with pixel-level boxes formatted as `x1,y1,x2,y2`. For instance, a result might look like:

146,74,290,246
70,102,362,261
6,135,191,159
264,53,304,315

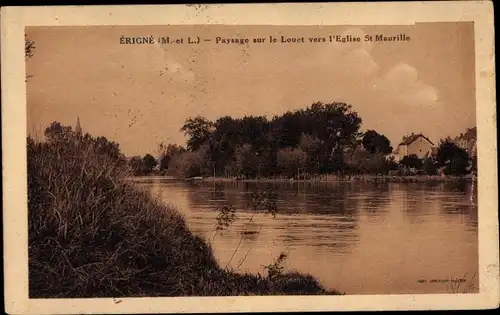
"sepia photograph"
2,2,498,313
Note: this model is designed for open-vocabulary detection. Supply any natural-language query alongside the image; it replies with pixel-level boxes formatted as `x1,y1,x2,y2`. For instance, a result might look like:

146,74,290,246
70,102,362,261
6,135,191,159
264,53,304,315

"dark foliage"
436,140,470,175
142,153,157,173
400,154,423,170
362,130,393,155
176,102,365,178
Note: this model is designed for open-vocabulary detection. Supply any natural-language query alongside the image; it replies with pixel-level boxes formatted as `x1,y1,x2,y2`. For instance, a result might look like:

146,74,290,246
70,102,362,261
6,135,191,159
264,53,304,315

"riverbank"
198,174,476,183
128,174,476,184
28,138,341,297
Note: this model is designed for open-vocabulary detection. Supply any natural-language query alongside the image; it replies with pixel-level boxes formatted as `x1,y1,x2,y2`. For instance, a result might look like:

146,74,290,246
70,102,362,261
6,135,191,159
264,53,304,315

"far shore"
129,174,477,183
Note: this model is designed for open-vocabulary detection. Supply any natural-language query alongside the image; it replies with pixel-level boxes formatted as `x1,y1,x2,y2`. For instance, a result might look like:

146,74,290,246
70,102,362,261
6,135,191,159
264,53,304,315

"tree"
386,156,399,171
343,144,366,175
42,121,125,165
422,157,438,175
304,102,362,157
436,140,469,175
362,130,392,155
159,155,171,171
44,121,74,143
298,133,323,175
93,136,122,161
130,156,145,176
180,116,214,151
177,101,362,177
400,154,423,170
343,145,392,175
207,116,242,175
157,143,186,170
240,116,269,148
167,148,207,178
233,144,259,178
363,152,391,175
277,148,307,178
142,154,157,174
270,102,362,156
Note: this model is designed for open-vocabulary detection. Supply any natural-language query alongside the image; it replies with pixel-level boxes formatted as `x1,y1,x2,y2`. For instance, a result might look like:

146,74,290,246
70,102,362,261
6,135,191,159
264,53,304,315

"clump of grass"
28,125,342,297
264,253,288,280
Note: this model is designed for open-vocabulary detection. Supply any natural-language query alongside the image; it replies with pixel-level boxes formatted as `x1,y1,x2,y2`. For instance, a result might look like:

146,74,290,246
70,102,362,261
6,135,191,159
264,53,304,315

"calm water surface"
138,178,478,294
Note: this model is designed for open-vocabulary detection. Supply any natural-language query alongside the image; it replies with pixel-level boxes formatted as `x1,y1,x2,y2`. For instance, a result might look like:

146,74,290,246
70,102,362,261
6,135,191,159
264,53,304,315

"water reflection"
138,178,478,295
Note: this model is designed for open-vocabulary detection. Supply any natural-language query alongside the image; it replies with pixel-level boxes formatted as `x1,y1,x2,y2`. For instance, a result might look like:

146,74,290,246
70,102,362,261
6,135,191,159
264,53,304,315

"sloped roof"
399,133,434,146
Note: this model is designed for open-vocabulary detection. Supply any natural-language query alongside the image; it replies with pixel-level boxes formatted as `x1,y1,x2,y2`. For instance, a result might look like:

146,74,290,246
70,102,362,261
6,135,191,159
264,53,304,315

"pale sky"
26,23,475,156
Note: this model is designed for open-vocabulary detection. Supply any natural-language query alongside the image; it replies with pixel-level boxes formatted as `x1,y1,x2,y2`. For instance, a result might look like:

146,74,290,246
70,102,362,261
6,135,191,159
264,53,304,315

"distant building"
75,116,83,146
452,127,477,158
75,116,82,136
390,133,435,161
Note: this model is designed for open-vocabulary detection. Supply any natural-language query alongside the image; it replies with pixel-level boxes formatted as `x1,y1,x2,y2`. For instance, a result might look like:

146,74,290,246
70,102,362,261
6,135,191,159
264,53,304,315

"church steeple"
75,116,82,136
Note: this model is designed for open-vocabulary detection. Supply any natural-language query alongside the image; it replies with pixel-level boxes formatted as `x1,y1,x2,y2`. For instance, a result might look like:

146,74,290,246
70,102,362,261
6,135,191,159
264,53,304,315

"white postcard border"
2,2,498,313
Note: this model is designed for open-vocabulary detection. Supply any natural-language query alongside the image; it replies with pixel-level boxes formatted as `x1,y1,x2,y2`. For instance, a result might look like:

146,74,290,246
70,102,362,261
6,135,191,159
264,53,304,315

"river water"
137,178,478,295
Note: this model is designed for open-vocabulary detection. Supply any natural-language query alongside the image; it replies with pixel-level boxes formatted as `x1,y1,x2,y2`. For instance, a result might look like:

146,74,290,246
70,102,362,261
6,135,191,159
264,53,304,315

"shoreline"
202,175,476,183
130,174,477,183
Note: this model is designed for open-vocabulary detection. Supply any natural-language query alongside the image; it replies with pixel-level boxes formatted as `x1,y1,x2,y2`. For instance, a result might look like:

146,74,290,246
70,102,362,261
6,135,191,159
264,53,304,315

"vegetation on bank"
28,122,341,297
194,174,476,184
130,102,476,179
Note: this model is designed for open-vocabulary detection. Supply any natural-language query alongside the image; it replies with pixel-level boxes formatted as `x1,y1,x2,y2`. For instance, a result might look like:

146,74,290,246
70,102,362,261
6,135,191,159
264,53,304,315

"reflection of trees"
398,181,478,229
357,182,391,215
184,181,230,212
401,183,431,224
183,181,362,253
442,180,470,193
277,214,359,253
267,182,361,253
437,181,478,229
192,181,365,220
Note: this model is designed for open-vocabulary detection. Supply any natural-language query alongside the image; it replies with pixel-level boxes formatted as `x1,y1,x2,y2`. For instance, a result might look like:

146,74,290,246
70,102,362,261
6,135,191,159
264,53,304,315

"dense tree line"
177,102,365,178
32,118,475,179
144,102,405,179
137,101,475,179
41,121,124,163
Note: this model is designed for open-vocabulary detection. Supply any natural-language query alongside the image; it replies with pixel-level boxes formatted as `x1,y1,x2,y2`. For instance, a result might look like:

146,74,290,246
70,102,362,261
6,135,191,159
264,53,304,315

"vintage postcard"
1,2,498,313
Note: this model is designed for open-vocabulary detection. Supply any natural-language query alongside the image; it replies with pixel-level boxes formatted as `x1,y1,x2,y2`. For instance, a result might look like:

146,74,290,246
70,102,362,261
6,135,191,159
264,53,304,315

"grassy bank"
28,136,341,297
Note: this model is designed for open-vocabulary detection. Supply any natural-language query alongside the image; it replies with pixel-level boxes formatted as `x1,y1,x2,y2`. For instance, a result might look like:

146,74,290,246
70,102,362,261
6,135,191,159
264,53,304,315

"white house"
390,133,435,162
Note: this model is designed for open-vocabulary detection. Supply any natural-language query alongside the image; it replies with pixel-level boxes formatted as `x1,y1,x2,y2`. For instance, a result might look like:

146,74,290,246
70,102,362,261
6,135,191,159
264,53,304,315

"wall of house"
399,145,408,157
407,137,434,159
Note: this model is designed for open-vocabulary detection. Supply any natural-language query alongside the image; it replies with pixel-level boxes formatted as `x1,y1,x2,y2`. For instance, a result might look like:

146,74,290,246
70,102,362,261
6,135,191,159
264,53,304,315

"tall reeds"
28,126,341,297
